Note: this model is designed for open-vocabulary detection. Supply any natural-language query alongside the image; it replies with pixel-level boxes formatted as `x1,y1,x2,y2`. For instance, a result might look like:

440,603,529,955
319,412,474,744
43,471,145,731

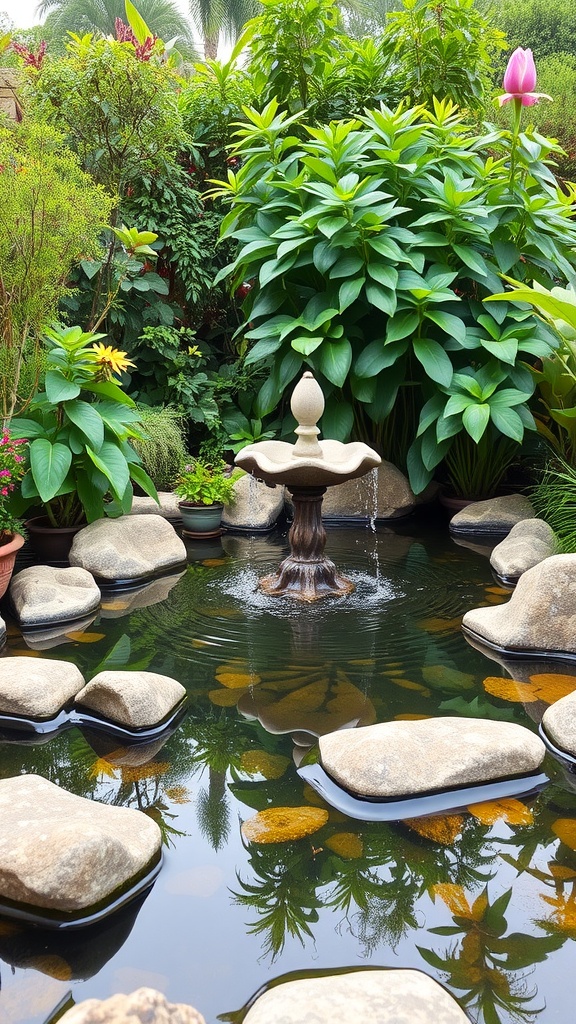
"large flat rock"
223,473,285,531
542,691,576,757
450,493,534,537
10,566,101,626
319,718,545,797
0,775,161,912
243,969,468,1024
69,515,187,581
76,670,186,728
490,518,557,580
0,657,85,717
129,492,182,519
320,461,415,521
59,987,205,1023
463,554,576,655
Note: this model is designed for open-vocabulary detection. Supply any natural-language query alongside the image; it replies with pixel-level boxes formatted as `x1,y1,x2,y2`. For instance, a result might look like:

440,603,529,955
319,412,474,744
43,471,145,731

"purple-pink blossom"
498,48,552,107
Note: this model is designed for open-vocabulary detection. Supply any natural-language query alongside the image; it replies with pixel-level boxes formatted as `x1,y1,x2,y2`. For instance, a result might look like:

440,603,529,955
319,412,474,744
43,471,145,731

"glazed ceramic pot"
178,502,224,538
0,532,25,598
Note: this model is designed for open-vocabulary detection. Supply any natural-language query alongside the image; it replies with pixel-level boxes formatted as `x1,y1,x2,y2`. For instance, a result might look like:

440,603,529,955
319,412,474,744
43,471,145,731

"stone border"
538,722,576,771
462,623,576,664
0,696,188,741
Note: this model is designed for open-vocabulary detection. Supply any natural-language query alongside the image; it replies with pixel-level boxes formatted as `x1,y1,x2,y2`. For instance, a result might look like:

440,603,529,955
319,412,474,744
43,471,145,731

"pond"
1,518,575,1024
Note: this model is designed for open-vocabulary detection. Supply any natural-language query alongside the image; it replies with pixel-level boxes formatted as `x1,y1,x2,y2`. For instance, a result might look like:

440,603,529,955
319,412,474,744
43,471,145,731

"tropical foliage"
210,98,575,491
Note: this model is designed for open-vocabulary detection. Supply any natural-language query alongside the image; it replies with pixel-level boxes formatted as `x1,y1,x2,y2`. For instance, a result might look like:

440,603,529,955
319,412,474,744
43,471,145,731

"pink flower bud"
503,48,537,94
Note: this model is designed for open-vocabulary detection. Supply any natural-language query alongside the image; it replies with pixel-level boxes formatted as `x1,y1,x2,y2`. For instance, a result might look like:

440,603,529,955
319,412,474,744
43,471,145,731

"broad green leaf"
425,310,467,344
86,442,130,501
487,289,576,329
355,339,406,378
317,339,352,387
365,281,396,317
75,468,106,523
291,335,324,356
45,370,81,404
437,414,462,442
83,381,135,407
63,400,104,452
489,405,524,441
386,311,419,343
7,417,46,439
254,375,282,418
29,439,72,502
452,244,488,277
406,438,434,495
481,336,518,365
413,337,453,387
125,0,151,44
129,462,159,502
245,336,285,365
367,263,398,290
329,254,364,279
462,403,490,442
321,396,354,440
339,277,364,312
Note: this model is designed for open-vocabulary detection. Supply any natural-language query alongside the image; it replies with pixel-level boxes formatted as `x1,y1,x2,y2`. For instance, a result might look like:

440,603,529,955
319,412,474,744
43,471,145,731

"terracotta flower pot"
0,531,25,599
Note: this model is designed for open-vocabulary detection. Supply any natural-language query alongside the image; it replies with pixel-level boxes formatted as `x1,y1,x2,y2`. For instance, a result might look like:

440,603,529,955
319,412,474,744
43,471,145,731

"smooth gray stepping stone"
243,969,469,1024
322,460,415,520
130,492,182,520
59,988,205,1024
222,473,285,531
490,518,557,580
450,493,534,536
75,670,186,728
10,565,101,626
0,657,85,717
463,554,576,655
319,718,545,798
0,774,161,912
69,514,186,581
542,691,576,757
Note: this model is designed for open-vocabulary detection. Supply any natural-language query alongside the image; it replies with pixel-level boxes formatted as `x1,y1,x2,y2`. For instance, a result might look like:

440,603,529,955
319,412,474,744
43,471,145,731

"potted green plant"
174,460,237,536
0,430,27,597
9,324,158,562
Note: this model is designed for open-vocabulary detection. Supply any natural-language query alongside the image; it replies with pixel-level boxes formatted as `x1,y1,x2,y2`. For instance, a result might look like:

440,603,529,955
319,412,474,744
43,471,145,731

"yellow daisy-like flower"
91,342,136,378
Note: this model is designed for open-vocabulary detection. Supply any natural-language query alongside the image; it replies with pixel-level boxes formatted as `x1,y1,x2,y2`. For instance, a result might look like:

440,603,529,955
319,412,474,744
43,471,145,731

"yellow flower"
91,342,136,377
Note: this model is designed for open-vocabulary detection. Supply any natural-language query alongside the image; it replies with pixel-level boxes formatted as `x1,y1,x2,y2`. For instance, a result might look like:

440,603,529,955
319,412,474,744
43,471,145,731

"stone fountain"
235,372,381,601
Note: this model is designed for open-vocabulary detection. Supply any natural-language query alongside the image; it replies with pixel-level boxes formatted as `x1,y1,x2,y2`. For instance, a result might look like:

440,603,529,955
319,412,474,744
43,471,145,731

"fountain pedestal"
235,372,381,602
260,485,354,602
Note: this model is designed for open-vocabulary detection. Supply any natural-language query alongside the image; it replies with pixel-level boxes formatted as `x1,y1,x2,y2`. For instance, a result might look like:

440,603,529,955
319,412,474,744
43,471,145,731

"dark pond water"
1,520,576,1024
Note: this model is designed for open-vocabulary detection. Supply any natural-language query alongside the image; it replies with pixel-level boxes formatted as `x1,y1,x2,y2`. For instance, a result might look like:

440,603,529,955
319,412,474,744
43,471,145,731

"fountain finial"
291,372,324,458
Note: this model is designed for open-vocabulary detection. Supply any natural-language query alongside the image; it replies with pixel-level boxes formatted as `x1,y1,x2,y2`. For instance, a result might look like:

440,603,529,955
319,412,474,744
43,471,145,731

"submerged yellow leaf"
468,798,533,826
405,814,464,845
485,586,512,596
549,863,576,880
208,687,246,706
65,631,105,643
325,832,363,858
484,673,576,705
216,672,260,688
540,890,576,933
483,677,539,703
394,713,432,721
388,677,431,695
241,806,329,844
552,818,576,851
240,750,290,779
529,673,576,704
202,558,227,567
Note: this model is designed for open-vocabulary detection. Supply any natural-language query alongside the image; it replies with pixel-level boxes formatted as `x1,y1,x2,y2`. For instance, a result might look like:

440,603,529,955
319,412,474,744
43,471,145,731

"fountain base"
259,486,355,602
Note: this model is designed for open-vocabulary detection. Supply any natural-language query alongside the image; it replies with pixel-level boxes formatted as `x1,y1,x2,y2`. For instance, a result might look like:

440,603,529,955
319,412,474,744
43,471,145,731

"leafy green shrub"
130,405,189,490
210,99,576,493
0,119,113,424
523,53,576,180
532,458,576,552
494,0,576,62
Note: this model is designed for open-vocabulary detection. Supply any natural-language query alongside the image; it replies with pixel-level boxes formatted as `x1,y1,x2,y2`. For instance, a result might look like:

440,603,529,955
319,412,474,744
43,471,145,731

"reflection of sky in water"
1,525,576,1024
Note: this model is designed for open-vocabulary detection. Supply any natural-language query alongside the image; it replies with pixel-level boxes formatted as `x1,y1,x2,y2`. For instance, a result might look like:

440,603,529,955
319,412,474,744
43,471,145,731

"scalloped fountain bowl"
235,372,380,602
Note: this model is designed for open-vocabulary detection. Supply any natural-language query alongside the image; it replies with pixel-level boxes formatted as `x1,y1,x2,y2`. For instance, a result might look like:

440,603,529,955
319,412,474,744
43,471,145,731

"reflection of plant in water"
233,839,324,960
420,885,563,1024
185,709,255,851
234,799,496,961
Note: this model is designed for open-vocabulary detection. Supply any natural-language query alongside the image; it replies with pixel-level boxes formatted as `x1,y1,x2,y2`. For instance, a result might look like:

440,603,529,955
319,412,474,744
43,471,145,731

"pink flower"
498,48,552,107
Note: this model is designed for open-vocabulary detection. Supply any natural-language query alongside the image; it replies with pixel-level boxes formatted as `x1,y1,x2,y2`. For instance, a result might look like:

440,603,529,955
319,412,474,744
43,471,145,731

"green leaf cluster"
10,325,158,527
211,99,576,493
